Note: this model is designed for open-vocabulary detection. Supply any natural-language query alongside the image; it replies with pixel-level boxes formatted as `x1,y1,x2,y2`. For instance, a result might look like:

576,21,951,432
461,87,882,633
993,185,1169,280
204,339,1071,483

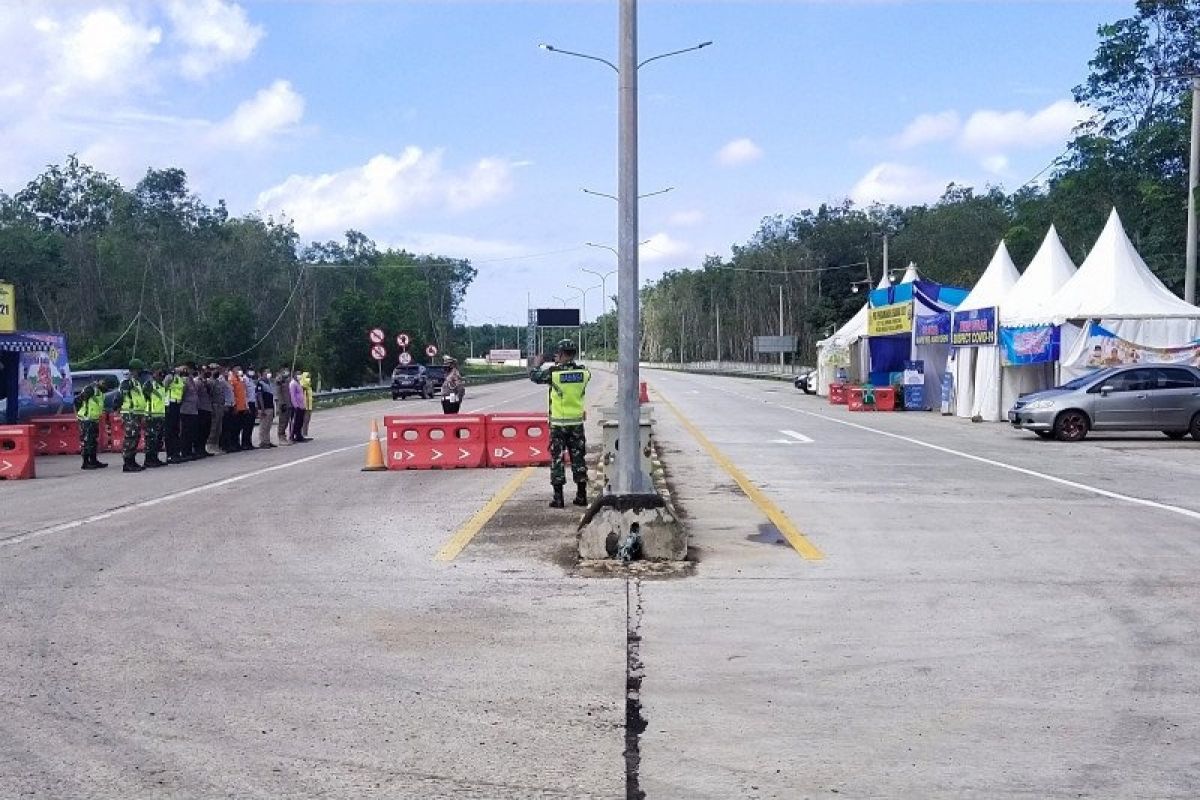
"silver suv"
1008,365,1200,441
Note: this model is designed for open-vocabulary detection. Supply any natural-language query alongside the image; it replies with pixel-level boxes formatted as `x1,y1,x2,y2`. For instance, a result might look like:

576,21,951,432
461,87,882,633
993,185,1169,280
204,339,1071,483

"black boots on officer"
549,481,588,509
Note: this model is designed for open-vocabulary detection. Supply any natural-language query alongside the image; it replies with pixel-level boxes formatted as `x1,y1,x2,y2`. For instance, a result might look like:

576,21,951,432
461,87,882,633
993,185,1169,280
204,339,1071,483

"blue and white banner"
913,312,951,346
1000,325,1060,366
951,307,997,347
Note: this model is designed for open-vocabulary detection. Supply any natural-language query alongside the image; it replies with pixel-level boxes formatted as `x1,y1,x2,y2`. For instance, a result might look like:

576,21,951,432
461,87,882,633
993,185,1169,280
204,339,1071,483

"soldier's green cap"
128,358,145,372
151,361,166,372
555,338,577,353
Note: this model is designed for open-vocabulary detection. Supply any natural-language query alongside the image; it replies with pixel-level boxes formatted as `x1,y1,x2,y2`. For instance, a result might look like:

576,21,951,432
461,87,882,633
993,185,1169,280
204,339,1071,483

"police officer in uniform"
143,363,169,468
75,378,108,470
530,339,591,508
117,359,148,472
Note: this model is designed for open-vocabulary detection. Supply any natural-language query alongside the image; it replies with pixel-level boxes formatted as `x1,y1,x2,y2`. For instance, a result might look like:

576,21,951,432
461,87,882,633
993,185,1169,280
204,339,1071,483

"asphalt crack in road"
624,576,647,800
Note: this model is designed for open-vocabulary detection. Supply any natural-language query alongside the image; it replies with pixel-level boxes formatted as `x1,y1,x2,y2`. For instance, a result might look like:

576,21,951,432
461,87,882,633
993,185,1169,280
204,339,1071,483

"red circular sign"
425,344,438,358
397,333,411,348
370,344,386,361
369,328,384,344
398,351,413,365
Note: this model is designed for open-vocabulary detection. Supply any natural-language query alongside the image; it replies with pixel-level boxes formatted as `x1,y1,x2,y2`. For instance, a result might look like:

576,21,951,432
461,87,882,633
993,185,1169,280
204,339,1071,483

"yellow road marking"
436,467,535,562
655,388,825,561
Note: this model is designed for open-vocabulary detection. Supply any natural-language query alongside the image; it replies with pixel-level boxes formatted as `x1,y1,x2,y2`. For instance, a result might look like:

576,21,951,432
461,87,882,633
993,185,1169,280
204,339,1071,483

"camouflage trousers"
549,424,588,487
145,416,165,459
121,413,143,461
78,419,99,460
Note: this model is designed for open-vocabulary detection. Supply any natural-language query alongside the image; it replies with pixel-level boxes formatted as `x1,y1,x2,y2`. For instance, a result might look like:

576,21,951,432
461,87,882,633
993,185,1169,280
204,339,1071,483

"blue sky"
0,1,1129,326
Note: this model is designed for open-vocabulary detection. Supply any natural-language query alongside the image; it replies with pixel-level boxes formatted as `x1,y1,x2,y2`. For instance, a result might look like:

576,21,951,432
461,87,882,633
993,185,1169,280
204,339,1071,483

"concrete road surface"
3,367,1199,799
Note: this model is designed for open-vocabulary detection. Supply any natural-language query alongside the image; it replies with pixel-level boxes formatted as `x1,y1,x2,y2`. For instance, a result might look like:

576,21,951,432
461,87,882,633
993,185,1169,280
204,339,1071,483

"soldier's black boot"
81,456,98,470
144,456,166,468
573,482,588,507
123,457,144,473
91,456,108,468
549,486,565,508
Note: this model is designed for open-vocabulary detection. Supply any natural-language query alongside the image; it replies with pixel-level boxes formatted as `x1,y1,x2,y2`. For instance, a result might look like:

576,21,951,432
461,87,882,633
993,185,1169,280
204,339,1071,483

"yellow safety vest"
75,388,104,422
166,376,185,403
146,381,166,417
121,378,147,415
548,365,590,426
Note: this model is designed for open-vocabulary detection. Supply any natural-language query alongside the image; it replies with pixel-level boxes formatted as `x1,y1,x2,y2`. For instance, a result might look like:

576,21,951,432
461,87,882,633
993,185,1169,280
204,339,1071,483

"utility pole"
715,304,721,363
680,309,685,364
882,233,889,280
778,285,785,368
1186,77,1199,305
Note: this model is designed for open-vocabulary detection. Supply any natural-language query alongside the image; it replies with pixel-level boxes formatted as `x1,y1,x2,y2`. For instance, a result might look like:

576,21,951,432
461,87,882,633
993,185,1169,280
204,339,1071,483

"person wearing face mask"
274,367,293,446
256,369,276,448
226,366,247,452
179,362,200,461
241,367,258,451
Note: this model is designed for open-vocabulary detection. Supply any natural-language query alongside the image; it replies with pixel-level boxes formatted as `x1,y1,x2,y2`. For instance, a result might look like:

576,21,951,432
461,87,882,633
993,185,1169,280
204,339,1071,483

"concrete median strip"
654,387,825,561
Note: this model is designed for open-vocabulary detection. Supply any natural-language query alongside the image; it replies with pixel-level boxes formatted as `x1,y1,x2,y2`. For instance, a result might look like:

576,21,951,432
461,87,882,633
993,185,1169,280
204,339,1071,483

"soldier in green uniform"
75,378,108,470
530,339,591,508
117,359,148,473
143,363,169,468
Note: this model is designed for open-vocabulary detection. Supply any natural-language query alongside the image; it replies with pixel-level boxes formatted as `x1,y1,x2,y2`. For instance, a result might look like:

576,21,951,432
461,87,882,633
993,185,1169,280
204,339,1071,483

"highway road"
3,367,1199,798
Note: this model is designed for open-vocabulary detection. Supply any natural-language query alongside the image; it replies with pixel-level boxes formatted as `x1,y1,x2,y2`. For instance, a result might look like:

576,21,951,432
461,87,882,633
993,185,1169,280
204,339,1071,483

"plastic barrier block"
829,383,848,405
30,416,81,455
103,414,145,453
485,413,555,468
383,414,487,470
847,387,873,412
0,425,36,480
875,387,896,412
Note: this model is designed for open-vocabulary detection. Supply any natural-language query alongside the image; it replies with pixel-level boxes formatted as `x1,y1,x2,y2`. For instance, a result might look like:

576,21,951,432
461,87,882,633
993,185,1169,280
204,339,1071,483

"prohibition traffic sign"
369,328,385,344
425,344,438,358
397,333,411,348
398,351,413,365
370,344,386,361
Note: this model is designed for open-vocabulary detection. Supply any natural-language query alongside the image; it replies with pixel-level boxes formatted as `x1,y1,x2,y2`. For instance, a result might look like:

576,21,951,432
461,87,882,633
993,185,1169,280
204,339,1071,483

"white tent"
815,271,893,396
1010,208,1200,375
952,242,1020,420
997,226,1078,405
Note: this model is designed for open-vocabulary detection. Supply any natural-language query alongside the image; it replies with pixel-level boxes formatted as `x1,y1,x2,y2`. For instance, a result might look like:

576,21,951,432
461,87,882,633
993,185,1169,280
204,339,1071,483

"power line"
70,313,143,367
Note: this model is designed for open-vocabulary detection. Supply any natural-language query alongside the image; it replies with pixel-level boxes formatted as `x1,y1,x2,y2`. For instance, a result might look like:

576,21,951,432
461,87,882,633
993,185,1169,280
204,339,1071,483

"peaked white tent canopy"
953,242,1020,419
815,271,893,396
997,226,1079,408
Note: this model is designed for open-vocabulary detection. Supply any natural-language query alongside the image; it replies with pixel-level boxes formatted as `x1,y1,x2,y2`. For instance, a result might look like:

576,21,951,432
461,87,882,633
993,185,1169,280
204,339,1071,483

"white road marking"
1,444,362,547
780,429,813,444
665,374,1200,524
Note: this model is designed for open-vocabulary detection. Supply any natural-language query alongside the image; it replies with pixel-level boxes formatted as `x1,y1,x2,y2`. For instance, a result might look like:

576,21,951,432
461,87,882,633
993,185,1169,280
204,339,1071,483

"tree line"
0,158,476,388
637,0,1200,364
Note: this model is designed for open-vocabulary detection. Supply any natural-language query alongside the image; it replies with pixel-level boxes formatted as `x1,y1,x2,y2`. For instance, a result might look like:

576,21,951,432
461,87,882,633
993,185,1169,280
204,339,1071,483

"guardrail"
312,370,527,406
639,361,813,381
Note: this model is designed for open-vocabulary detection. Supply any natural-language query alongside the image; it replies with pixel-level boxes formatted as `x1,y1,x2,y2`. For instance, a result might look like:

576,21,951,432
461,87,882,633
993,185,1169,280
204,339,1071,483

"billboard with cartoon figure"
18,333,72,418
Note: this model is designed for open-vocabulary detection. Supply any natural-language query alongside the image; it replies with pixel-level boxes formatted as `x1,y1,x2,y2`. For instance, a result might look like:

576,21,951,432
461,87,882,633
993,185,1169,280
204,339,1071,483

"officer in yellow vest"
530,339,591,508
163,364,188,463
116,358,148,473
143,363,169,468
75,378,108,470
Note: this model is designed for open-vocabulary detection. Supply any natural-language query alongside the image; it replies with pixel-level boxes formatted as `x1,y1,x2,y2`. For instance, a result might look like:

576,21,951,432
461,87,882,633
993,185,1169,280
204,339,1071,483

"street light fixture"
582,186,674,202
567,283,601,355
542,12,712,495
582,267,617,355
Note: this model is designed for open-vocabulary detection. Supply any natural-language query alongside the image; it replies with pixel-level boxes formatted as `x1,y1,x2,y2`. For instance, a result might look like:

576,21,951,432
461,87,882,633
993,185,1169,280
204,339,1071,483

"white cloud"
214,79,304,145
959,100,1090,155
640,232,690,264
850,162,955,207
256,147,515,236
716,138,764,167
892,110,960,150
981,154,1010,176
667,210,705,227
167,0,263,80
55,8,162,95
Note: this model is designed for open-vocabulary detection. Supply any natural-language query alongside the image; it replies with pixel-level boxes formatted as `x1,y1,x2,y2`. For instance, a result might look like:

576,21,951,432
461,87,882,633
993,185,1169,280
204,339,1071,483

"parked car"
71,368,129,412
1008,365,1200,441
424,364,447,392
391,365,433,400
793,367,816,395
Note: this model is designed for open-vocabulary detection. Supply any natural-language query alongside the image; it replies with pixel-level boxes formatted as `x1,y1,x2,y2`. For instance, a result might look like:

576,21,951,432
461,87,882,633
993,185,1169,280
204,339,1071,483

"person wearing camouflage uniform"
117,358,148,473
530,339,591,508
143,363,169,468
75,378,108,471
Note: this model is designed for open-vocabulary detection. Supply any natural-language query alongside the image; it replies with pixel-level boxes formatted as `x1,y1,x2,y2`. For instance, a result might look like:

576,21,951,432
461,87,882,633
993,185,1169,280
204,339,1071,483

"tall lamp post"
1187,76,1199,305
542,8,710,495
581,267,616,355
568,283,601,355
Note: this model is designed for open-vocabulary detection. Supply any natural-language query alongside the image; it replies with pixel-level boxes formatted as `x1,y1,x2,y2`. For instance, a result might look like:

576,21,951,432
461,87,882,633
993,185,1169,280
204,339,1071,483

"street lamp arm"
582,187,618,201
539,43,619,73
584,186,673,201
637,41,712,70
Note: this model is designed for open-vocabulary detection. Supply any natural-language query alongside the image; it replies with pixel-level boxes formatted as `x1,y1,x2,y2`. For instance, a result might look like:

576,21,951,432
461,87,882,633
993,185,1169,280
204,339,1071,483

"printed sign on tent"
867,302,913,336
913,312,951,345
0,282,14,332
1000,325,1060,366
951,307,997,347
1070,323,1200,370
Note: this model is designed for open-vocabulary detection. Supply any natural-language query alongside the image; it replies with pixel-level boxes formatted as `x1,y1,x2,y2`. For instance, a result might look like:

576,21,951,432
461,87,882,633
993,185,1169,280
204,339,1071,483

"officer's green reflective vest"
76,388,104,422
166,376,185,403
146,381,166,417
548,365,590,426
121,378,148,415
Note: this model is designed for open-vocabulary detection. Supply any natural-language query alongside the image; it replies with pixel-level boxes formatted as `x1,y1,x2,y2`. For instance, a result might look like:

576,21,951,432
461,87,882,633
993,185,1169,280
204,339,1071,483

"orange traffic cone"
361,419,387,472
639,381,650,404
